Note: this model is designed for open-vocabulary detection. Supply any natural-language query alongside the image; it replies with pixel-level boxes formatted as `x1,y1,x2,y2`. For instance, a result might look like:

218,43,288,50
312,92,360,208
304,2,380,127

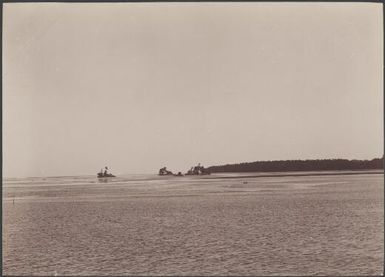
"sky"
3,3,383,177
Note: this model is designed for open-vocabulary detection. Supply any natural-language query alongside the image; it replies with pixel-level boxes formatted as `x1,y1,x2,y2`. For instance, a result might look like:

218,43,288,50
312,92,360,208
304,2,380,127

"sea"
2,171,384,275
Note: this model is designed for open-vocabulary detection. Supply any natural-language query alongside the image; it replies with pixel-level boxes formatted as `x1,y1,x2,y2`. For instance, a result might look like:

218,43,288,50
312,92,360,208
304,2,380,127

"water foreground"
3,171,384,275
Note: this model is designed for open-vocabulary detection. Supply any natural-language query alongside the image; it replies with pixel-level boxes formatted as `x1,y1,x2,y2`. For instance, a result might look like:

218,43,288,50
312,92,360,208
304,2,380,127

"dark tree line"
207,157,384,173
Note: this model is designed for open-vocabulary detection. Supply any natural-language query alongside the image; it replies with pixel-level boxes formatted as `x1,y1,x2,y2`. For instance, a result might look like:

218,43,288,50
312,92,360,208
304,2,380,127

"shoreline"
3,169,383,181
207,170,383,180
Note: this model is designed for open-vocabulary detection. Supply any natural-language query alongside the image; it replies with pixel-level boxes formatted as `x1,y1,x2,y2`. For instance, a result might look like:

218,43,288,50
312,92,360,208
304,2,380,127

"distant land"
207,157,384,173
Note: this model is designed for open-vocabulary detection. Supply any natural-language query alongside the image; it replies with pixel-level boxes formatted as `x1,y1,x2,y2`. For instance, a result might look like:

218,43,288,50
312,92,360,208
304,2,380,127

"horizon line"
3,155,383,179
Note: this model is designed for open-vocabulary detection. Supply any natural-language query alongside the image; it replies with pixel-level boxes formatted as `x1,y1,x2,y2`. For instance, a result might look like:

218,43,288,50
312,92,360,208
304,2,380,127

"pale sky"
3,3,383,177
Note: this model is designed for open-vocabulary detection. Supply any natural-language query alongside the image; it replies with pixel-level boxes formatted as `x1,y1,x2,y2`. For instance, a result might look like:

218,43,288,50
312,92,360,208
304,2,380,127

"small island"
158,163,211,176
97,166,116,178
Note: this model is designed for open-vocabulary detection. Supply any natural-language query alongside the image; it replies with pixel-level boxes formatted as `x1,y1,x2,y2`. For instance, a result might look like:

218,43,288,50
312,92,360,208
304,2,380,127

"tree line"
207,157,384,173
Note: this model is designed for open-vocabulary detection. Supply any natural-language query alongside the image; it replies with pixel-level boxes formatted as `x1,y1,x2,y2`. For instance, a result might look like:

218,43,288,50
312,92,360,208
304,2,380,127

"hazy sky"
3,3,383,177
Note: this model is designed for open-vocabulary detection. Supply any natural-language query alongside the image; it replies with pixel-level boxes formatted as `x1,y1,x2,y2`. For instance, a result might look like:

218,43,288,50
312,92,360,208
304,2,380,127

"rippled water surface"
3,172,384,275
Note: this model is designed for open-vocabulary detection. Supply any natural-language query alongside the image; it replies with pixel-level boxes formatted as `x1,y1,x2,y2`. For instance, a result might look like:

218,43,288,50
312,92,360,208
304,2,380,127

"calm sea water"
3,172,384,275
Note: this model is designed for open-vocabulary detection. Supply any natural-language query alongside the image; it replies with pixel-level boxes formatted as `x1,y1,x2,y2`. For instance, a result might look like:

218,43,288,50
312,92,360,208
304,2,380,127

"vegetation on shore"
158,164,210,176
207,157,384,173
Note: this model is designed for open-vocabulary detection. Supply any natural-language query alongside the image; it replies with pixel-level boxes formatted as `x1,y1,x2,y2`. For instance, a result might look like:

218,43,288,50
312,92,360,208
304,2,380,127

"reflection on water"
3,172,384,275
97,178,110,184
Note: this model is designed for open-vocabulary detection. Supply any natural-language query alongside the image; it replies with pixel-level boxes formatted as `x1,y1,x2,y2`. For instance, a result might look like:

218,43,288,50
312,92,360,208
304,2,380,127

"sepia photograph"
2,2,384,276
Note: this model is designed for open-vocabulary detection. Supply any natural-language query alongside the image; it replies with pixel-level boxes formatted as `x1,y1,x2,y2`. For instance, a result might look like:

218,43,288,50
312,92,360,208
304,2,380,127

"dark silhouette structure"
185,163,211,175
97,166,116,178
159,167,173,175
207,157,384,173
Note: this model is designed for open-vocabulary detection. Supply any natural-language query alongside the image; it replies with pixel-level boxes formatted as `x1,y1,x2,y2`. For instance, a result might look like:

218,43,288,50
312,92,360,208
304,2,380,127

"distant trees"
158,167,173,175
158,164,210,176
185,163,210,175
207,157,384,173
